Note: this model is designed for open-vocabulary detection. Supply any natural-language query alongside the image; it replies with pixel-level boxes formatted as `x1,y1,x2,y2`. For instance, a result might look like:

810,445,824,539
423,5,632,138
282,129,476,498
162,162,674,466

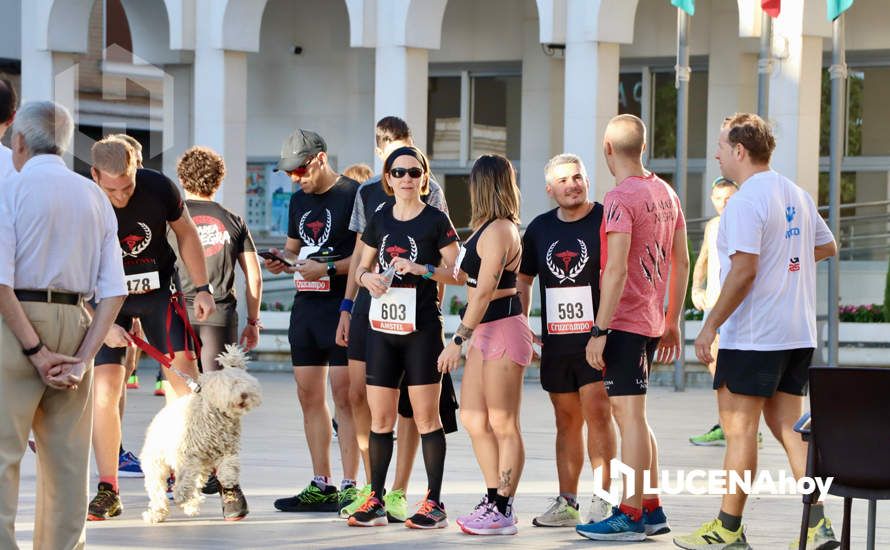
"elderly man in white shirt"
0,76,17,179
0,101,127,550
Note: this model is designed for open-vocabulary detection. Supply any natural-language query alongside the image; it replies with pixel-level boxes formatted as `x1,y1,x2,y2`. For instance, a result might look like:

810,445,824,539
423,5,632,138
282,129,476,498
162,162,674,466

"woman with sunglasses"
438,154,533,536
349,146,461,529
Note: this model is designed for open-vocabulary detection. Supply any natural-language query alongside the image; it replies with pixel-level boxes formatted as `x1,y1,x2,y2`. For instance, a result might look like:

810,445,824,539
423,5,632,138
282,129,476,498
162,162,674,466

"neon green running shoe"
674,518,749,549
126,374,139,389
788,518,839,550
690,424,726,446
339,484,372,519
383,488,408,522
274,481,340,512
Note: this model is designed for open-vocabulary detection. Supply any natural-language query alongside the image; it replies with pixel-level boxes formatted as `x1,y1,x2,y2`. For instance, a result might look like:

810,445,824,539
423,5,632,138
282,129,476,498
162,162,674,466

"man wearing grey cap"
264,129,362,513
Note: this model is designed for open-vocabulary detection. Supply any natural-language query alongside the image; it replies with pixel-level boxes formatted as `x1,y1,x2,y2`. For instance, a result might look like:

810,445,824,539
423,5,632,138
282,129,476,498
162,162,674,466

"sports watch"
452,334,466,346
327,261,337,277
422,264,436,279
196,283,214,295
590,325,611,338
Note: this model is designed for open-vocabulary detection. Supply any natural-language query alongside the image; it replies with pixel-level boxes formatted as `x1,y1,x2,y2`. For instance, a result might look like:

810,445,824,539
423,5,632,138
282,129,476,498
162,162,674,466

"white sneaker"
532,496,580,527
584,495,611,524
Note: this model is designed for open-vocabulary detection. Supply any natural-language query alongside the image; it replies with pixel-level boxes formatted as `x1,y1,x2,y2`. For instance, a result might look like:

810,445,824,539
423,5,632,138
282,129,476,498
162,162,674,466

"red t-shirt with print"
600,172,685,338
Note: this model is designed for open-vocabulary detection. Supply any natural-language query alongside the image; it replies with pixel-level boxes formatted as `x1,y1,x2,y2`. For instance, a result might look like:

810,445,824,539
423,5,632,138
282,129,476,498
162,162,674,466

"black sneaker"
88,482,122,521
274,481,340,512
202,473,221,495
347,495,388,527
406,499,448,529
221,485,249,521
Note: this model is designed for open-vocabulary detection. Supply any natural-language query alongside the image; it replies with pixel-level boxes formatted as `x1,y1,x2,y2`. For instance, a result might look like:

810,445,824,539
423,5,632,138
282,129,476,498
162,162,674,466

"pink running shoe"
456,495,491,528
460,504,518,536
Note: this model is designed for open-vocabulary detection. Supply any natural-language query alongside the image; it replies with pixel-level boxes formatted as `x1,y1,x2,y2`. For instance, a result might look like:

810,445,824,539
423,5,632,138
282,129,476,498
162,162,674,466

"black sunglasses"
389,167,424,179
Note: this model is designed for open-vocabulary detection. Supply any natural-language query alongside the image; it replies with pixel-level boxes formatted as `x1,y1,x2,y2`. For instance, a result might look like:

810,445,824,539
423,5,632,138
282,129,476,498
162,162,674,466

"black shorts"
366,326,444,388
398,371,460,434
602,330,660,397
347,311,370,362
95,287,192,366
541,351,603,393
714,348,814,397
289,295,347,367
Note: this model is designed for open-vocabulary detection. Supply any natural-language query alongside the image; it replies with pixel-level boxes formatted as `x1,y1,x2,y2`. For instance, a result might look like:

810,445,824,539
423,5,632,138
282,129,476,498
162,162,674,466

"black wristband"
23,341,45,357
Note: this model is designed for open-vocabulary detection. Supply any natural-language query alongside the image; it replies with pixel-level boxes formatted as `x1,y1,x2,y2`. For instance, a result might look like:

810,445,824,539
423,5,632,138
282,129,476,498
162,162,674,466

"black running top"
459,219,520,289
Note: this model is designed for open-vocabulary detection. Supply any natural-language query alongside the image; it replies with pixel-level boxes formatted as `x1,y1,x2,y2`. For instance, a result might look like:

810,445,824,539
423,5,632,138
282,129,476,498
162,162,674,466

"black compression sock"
494,493,513,516
420,429,446,503
718,510,742,532
487,487,498,502
369,431,394,500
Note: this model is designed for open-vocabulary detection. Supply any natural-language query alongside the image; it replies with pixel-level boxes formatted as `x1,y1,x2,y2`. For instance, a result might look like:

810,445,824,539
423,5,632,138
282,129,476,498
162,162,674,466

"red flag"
762,0,781,17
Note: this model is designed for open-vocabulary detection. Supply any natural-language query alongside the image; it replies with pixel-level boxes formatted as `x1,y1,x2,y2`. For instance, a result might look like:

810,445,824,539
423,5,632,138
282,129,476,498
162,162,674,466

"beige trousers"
0,301,92,550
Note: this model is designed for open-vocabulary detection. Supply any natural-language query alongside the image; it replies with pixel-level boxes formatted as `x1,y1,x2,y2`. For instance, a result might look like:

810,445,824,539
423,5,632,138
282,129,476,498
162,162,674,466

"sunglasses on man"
285,154,318,177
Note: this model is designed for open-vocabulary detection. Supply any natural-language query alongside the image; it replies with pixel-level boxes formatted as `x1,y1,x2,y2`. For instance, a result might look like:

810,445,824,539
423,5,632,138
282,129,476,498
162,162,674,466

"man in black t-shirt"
264,129,360,513
518,154,617,527
87,137,216,521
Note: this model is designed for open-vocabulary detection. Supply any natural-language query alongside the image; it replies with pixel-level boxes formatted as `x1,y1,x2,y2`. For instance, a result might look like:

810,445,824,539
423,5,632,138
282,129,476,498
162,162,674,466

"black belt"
15,289,83,306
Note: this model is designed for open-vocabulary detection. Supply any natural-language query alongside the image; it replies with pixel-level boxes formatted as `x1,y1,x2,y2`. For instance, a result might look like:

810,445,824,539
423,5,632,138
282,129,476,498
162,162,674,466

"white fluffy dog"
141,345,262,523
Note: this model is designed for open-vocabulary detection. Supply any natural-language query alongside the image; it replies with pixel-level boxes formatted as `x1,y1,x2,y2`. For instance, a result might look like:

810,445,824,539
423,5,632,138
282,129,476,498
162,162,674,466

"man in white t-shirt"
0,76,18,180
674,113,838,550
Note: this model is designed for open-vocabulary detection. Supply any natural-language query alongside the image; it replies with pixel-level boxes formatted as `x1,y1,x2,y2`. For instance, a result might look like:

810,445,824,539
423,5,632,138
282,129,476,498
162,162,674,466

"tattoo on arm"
498,468,513,491
456,323,474,339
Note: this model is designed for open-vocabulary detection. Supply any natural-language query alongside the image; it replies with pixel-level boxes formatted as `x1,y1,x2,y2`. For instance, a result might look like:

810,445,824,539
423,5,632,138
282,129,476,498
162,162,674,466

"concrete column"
374,45,430,154
192,46,248,218
520,3,563,222
162,64,193,179
703,3,757,216
768,5,828,201
563,40,619,201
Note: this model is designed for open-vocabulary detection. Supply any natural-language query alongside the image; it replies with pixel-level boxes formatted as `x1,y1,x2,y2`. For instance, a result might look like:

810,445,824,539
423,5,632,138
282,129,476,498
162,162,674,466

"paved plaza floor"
13,369,889,549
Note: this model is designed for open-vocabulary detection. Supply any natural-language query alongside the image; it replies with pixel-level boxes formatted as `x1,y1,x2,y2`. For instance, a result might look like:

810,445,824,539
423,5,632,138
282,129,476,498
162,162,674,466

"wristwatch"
196,283,214,295
422,264,435,279
590,325,611,338
452,334,465,346
327,261,337,277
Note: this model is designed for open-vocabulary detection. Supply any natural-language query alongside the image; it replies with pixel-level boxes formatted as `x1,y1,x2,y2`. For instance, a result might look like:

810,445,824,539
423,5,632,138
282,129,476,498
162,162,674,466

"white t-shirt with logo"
717,170,834,351
0,143,14,181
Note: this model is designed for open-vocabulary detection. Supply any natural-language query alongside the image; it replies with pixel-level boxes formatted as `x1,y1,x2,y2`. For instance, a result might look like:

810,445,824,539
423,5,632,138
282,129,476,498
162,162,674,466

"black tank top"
460,220,520,289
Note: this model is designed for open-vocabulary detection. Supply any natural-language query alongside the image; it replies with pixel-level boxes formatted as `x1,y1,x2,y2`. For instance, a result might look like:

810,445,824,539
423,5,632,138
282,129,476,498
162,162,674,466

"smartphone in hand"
258,249,295,267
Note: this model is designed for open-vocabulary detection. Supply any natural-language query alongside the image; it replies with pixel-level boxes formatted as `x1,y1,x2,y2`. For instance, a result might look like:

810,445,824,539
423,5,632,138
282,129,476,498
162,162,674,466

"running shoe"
154,379,165,397
340,484,372,519
274,481,340,512
332,417,339,438
126,374,140,389
118,449,144,478
532,496,580,527
456,494,490,527
221,485,249,521
347,495,388,527
690,424,725,446
673,518,749,549
584,495,611,524
202,473,221,495
460,503,517,536
575,507,646,542
87,482,122,521
383,488,408,522
406,497,448,529
337,484,358,513
643,505,671,536
788,517,840,550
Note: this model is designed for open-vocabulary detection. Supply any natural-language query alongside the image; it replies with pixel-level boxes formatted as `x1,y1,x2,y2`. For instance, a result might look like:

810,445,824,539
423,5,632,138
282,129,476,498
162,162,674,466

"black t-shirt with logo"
520,204,603,353
287,175,359,300
362,204,458,329
170,199,256,325
115,168,184,289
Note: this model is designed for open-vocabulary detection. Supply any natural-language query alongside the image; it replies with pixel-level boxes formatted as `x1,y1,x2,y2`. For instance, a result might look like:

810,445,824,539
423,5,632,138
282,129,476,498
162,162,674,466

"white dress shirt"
0,154,127,300
0,143,14,181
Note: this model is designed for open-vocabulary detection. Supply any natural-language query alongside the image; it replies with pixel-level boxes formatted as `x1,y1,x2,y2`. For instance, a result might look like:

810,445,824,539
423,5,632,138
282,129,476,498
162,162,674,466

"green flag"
827,0,853,20
671,0,694,16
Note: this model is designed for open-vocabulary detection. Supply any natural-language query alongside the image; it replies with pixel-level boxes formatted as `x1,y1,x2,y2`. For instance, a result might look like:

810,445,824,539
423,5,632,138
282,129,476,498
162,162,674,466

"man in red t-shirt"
577,114,689,542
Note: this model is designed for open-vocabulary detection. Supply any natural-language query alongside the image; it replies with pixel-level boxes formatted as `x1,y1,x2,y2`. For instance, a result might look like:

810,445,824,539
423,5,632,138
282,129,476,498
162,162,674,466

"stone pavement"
13,370,889,549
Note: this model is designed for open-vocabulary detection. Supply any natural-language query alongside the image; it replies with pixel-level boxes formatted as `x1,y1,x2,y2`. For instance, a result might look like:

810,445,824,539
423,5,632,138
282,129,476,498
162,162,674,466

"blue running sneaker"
644,506,671,535
576,507,646,541
118,449,144,478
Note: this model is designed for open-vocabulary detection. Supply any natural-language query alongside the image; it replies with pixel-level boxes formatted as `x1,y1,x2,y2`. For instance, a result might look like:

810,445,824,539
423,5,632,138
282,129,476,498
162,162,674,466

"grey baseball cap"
276,129,327,172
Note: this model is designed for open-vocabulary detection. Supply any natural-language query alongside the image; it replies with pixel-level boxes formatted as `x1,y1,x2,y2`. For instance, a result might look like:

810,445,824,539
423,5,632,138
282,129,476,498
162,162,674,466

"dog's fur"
141,345,262,523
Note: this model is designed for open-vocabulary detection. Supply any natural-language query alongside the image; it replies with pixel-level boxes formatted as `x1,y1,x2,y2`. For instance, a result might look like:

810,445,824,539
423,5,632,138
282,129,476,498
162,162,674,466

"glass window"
246,161,294,236
820,66,890,157
651,71,709,159
619,72,644,117
472,76,521,160
442,173,471,234
428,76,462,161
